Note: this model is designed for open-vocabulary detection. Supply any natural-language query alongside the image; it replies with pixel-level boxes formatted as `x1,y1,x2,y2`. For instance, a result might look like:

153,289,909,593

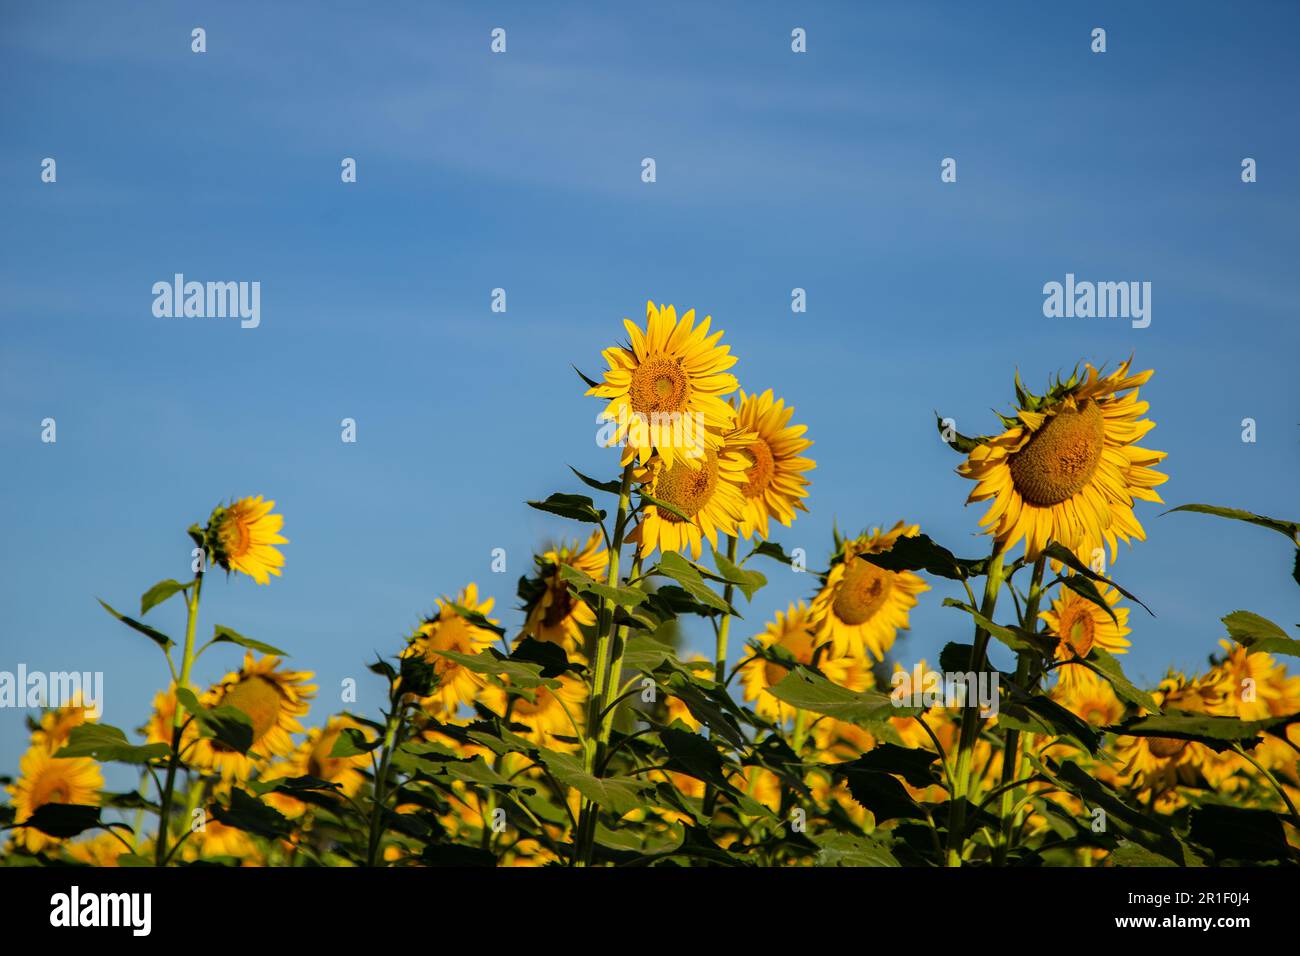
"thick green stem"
714,535,739,684
994,555,1046,866
367,710,402,866
946,546,1006,867
575,462,636,865
155,572,202,866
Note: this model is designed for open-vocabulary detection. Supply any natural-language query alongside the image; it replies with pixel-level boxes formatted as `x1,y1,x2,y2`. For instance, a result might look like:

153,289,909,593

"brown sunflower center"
1008,400,1106,506
1058,605,1097,658
832,558,893,625
218,511,252,558
742,439,776,498
1147,736,1189,759
221,675,281,743
653,452,719,522
629,357,689,415
541,582,576,628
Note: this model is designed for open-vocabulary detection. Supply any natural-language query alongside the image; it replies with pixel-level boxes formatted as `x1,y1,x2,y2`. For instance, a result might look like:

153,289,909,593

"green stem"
946,546,1006,867
575,462,636,866
155,571,202,866
367,709,402,866
994,555,1046,865
714,535,739,683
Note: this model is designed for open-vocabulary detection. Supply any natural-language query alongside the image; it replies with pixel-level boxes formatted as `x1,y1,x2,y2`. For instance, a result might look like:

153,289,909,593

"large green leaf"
1042,543,1152,615
20,803,102,839
1222,610,1300,658
860,533,985,581
527,493,606,524
175,687,254,754
537,749,653,816
140,579,189,615
652,552,735,614
814,831,901,867
54,723,170,765
1109,711,1295,749
768,668,917,725
559,564,646,608
710,546,767,601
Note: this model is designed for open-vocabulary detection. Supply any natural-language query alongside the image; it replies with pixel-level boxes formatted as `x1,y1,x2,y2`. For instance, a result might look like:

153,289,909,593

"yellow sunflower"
189,653,317,781
207,496,287,584
31,700,96,753
1112,670,1222,801
7,744,102,854
957,360,1167,562
588,301,739,469
403,583,500,718
740,601,858,722
519,530,607,650
731,388,815,540
262,715,375,817
1207,640,1300,721
1041,583,1131,689
482,673,587,748
809,522,930,663
1051,664,1125,727
630,443,749,559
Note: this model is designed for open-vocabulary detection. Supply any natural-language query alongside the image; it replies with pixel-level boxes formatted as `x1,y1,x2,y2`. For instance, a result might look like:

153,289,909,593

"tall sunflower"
519,530,607,650
731,388,815,540
189,653,317,781
740,601,857,722
809,522,930,663
207,496,287,584
403,583,500,718
1041,583,1131,689
588,301,739,469
7,744,102,854
957,360,1167,562
630,443,749,559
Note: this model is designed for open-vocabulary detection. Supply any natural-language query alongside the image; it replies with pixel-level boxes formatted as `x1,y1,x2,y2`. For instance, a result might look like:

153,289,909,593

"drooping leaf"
211,624,287,657
526,493,606,525
651,552,735,615
711,545,767,601
1222,610,1300,658
140,579,188,616
97,599,175,652
20,803,102,839
860,533,985,581
1042,543,1152,615
211,788,292,839
54,723,170,765
568,465,621,495
537,749,653,817
559,564,646,608
175,687,254,754
1189,804,1293,863
767,668,917,726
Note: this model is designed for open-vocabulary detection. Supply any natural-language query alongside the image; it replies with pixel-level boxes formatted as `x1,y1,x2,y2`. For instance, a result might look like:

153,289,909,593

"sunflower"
957,360,1167,562
1112,670,1222,800
403,583,500,718
1051,665,1124,726
31,701,95,753
482,673,587,748
588,301,739,469
207,496,287,584
519,530,607,650
186,810,258,863
731,389,814,540
66,832,125,866
1207,640,1300,721
809,522,930,663
740,601,858,721
263,715,375,817
189,653,317,781
7,744,102,853
1041,583,1131,689
630,442,749,559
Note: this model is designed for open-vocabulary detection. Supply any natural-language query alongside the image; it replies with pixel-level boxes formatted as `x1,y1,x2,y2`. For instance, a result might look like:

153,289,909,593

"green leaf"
568,465,621,495
537,749,653,816
54,723,170,765
850,743,940,789
1042,543,1152,615
175,687,254,754
19,803,101,839
212,624,288,657
620,634,675,674
1188,804,1293,863
527,493,606,524
1058,574,1119,625
1079,648,1160,714
98,598,174,652
941,599,1049,656
860,533,984,581
1109,710,1295,749
1047,759,1188,864
711,546,767,601
813,831,900,867
211,788,292,839
1107,840,1177,867
447,602,507,639
1222,610,1300,658
140,579,188,616
652,552,734,614
558,564,646,608
767,668,916,726
434,649,559,690
1166,504,1300,544
329,727,380,758
834,760,926,823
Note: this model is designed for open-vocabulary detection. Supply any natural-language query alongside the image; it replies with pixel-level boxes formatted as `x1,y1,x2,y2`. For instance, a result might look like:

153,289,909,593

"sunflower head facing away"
206,496,287,584
731,388,815,541
518,530,608,651
190,653,317,781
588,301,739,469
957,360,1167,563
810,522,930,663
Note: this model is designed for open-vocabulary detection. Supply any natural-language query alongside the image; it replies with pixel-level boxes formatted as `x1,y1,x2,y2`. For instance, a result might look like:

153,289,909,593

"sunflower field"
2,300,1297,870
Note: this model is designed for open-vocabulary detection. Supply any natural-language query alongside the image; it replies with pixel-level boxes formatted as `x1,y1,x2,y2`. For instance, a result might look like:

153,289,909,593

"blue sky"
2,1,1297,782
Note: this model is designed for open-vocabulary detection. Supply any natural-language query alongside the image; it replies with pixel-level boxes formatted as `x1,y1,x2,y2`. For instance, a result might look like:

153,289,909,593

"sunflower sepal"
935,413,992,454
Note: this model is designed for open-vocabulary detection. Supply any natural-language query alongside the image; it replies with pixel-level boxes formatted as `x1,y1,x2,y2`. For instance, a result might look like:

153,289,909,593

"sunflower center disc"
832,558,893,625
742,438,776,498
222,675,282,743
629,357,689,415
654,452,719,522
1059,605,1097,657
1008,400,1106,506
